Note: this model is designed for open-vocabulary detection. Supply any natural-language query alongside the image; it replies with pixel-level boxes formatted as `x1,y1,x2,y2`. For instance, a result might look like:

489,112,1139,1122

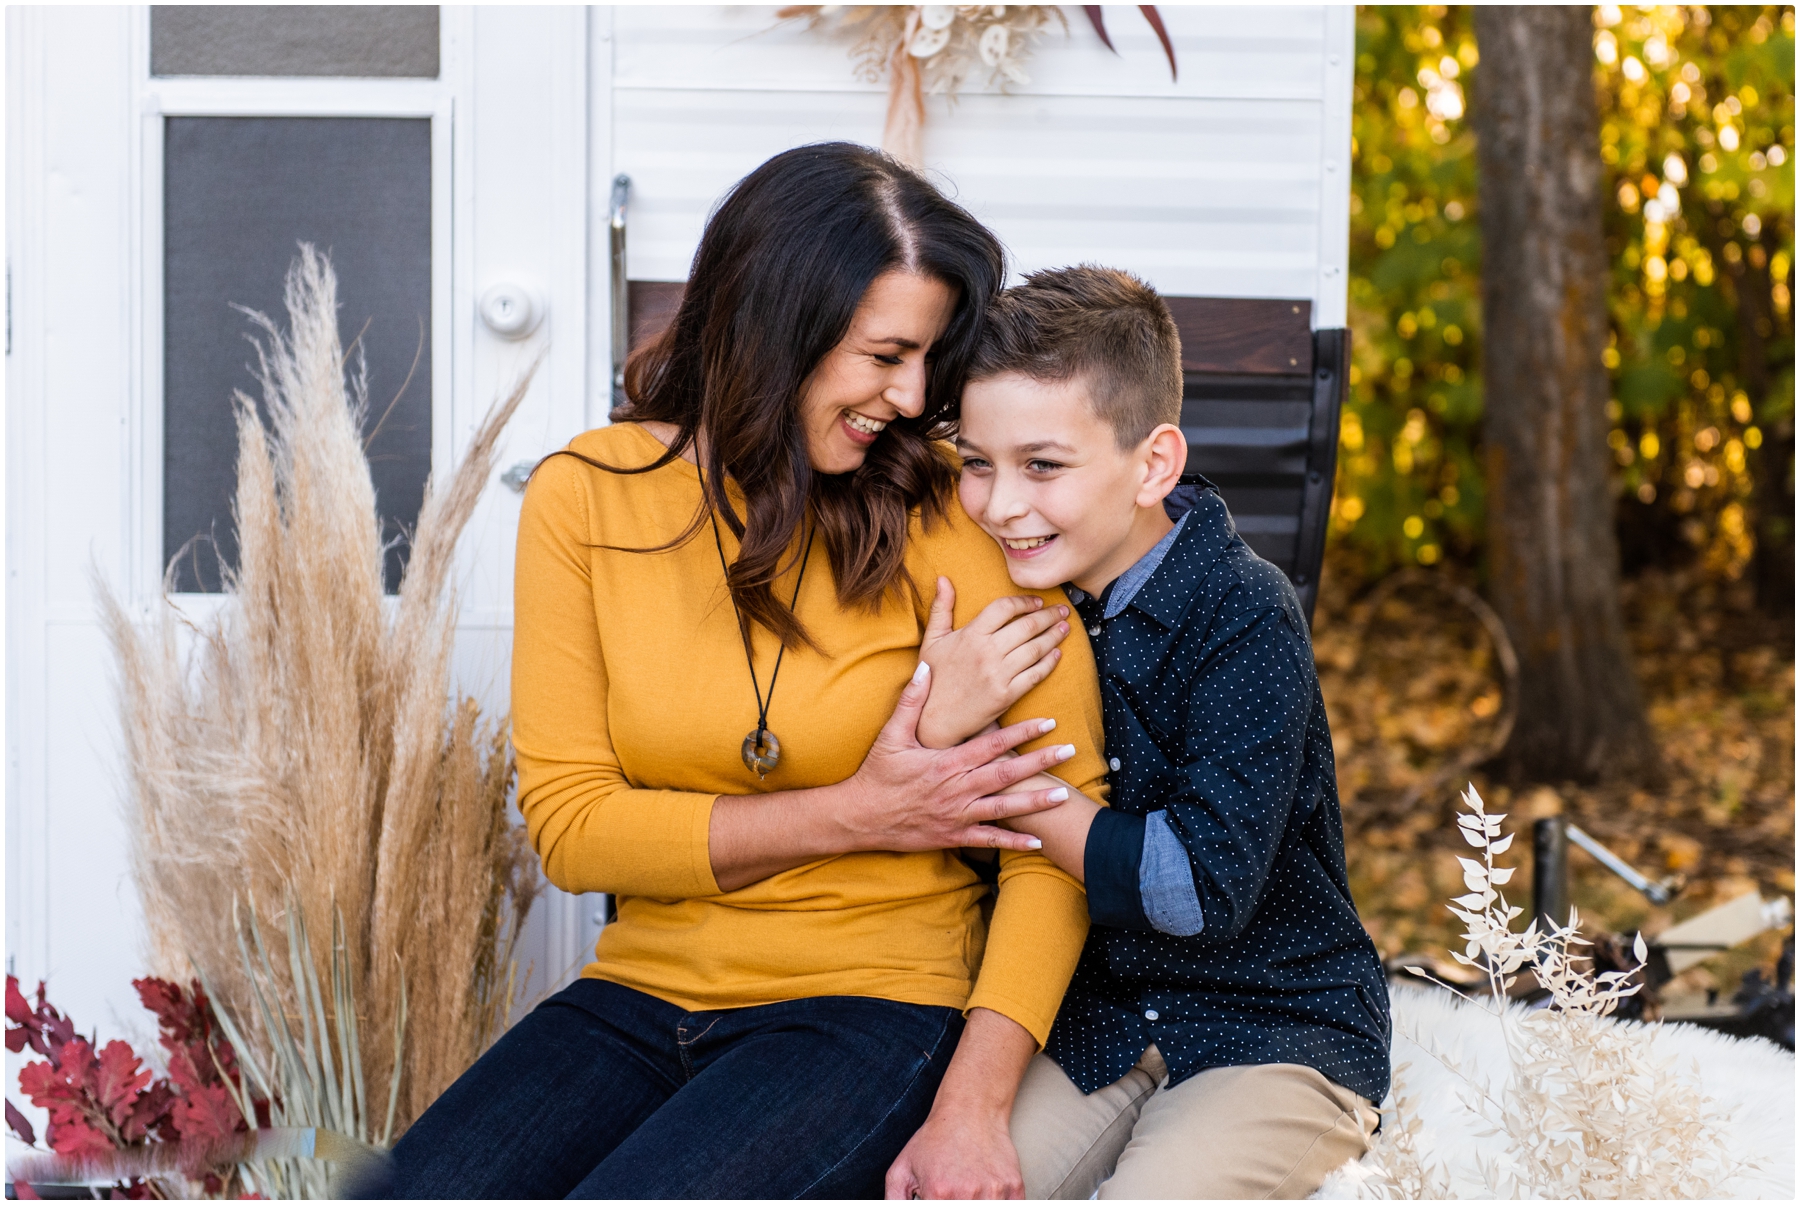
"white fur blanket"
1312,985,1795,1200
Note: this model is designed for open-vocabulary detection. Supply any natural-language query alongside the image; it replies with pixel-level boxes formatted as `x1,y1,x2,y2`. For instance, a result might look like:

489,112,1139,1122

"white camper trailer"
6,5,1353,1035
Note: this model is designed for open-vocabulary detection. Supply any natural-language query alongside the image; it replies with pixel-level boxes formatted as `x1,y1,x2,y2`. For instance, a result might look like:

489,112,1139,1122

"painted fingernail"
1047,787,1069,802
1040,719,1057,735
1057,744,1077,760
1025,837,1044,850
913,661,930,684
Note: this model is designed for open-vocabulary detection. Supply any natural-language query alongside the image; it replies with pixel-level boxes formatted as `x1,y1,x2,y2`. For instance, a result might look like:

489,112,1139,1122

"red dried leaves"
5,974,263,1197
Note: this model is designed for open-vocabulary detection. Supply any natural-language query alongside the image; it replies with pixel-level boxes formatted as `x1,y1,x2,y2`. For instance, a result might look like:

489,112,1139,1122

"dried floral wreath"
778,5,1177,165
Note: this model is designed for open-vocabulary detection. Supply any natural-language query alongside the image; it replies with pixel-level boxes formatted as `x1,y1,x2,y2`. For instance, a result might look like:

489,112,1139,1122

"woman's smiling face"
798,271,959,475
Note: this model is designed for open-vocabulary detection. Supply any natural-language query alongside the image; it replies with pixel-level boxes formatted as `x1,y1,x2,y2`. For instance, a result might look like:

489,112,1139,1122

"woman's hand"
708,662,1078,891
885,1008,1036,1200
987,771,1103,883
839,661,1078,853
885,1107,1023,1201
916,577,1070,749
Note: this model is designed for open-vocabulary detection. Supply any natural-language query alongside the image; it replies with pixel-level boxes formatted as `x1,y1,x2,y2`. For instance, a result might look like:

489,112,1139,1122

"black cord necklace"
705,483,816,779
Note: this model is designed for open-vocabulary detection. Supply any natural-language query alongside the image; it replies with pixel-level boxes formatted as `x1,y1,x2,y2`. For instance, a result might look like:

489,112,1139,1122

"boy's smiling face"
957,371,1185,596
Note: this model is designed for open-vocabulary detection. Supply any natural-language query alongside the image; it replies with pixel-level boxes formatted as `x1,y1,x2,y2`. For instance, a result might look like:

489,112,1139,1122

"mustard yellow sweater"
511,423,1108,1044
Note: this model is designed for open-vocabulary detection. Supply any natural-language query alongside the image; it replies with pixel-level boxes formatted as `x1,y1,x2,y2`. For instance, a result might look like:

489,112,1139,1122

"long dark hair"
563,142,1005,649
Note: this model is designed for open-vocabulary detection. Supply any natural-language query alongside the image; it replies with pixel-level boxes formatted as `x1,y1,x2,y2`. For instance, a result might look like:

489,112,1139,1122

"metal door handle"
610,174,631,405
479,281,543,340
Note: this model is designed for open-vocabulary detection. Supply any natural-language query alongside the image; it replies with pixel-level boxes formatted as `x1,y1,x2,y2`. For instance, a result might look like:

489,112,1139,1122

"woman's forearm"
707,782,860,892
883,1007,1039,1199
708,754,1078,892
935,1007,1038,1116
705,671,1082,893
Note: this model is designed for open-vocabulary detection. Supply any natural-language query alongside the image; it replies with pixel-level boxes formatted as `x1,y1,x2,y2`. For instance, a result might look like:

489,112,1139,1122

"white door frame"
132,35,457,607
6,3,602,1039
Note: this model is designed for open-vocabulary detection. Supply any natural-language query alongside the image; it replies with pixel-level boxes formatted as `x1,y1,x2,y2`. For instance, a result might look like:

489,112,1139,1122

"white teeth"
843,411,888,435
1003,536,1055,550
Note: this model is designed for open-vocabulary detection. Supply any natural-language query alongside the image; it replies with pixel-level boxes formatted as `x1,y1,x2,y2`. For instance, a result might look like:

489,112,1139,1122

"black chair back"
1166,297,1345,623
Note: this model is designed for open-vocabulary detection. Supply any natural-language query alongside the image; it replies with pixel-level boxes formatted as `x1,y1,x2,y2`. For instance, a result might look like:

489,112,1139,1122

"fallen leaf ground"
1316,556,1795,997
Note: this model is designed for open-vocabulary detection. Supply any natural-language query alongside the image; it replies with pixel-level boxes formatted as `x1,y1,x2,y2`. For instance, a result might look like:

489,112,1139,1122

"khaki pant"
1010,1047,1377,1199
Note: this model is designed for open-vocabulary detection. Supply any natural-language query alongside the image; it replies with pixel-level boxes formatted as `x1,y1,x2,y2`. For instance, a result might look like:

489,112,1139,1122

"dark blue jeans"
378,978,964,1199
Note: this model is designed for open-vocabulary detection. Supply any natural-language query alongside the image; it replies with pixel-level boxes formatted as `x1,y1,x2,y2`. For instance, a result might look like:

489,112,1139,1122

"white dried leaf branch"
1357,1063,1452,1201
1357,785,1749,1199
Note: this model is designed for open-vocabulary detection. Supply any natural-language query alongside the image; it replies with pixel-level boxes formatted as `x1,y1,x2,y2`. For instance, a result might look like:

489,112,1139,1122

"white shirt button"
1109,757,1121,771
1088,625,1102,636
1144,1009,1159,1021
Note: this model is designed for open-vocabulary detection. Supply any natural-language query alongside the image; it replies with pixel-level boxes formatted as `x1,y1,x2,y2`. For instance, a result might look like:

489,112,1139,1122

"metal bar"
1290,327,1346,626
609,173,631,405
1532,816,1569,930
1566,823,1675,905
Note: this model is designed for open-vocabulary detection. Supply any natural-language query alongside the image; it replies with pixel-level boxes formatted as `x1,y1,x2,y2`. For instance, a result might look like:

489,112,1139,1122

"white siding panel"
614,93,1323,300
609,5,1339,307
922,94,1321,298
612,5,1328,101
1020,10,1327,102
614,87,889,280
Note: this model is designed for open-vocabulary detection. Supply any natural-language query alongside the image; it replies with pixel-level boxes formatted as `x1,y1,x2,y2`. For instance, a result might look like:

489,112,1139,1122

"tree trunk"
1472,6,1661,783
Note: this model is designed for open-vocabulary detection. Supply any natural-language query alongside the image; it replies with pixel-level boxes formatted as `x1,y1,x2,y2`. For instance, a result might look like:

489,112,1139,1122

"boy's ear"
1135,423,1188,509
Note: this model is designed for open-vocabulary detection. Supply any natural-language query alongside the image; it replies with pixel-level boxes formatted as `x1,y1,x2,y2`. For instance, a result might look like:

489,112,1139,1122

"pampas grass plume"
101,246,541,1147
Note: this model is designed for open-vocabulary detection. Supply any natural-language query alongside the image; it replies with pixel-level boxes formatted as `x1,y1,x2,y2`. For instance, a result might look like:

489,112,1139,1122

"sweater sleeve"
919,507,1110,1046
511,453,721,900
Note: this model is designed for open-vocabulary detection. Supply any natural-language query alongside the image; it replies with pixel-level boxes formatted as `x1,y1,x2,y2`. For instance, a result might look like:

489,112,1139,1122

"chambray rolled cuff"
1082,806,1205,937
1141,810,1205,937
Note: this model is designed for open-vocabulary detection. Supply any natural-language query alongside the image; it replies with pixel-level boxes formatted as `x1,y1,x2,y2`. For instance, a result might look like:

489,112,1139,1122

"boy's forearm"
916,711,987,751
997,773,1099,883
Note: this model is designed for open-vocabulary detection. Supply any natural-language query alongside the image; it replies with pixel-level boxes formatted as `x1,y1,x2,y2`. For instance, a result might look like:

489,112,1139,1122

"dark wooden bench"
1165,298,1346,623
620,282,1344,624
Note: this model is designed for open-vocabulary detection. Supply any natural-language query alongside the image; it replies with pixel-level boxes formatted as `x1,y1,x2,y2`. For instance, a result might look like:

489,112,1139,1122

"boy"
946,267,1389,1199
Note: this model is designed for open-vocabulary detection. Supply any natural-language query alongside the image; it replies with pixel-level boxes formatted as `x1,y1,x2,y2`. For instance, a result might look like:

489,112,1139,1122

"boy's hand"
917,577,1070,749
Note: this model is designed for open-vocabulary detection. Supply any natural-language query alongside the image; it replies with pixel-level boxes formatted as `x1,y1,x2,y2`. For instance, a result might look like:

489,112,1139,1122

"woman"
387,143,1109,1199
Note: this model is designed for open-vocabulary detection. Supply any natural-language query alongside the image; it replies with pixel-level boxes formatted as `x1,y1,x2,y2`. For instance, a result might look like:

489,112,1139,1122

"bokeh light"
1339,5,1793,588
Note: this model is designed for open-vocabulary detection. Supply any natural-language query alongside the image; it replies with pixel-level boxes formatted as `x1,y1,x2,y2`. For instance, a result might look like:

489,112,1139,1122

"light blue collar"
1067,509,1191,621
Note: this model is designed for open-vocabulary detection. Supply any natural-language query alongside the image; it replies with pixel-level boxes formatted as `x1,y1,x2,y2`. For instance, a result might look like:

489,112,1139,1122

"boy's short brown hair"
967,265,1183,448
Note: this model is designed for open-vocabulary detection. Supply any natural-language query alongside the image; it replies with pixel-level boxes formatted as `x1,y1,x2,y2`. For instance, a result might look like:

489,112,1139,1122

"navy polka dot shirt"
1044,480,1392,1104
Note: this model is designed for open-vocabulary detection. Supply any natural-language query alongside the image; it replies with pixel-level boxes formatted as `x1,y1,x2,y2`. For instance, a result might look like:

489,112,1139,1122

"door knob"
480,282,544,339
